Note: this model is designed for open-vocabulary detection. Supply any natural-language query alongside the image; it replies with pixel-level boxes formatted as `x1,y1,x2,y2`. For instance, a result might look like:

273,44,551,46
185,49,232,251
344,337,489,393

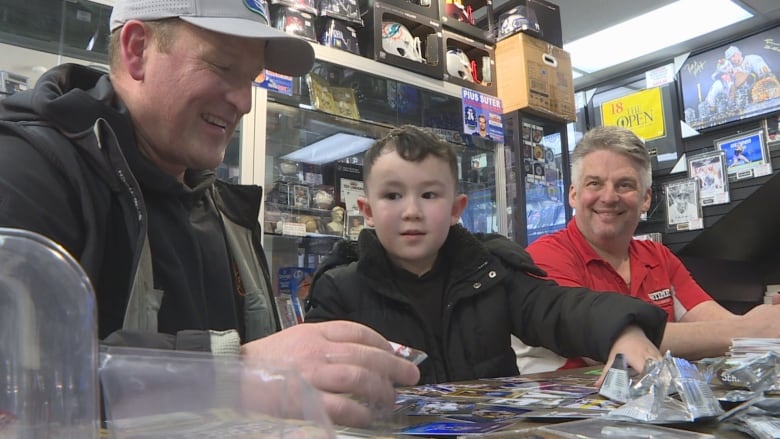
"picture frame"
686,150,729,206
339,178,365,213
346,212,365,241
765,114,780,145
292,184,310,209
678,25,780,132
664,178,703,232
714,128,772,181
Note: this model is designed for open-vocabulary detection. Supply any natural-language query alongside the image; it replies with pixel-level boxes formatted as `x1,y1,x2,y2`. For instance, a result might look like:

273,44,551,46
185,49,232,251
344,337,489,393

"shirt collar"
567,217,659,269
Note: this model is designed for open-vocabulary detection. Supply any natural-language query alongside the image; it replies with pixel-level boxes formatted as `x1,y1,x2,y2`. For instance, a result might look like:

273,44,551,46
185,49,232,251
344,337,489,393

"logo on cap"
244,0,270,24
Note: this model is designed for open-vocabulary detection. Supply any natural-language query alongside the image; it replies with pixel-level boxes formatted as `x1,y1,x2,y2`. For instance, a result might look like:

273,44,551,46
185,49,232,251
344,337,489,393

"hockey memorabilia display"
680,25,780,131
272,5,317,41
714,128,772,181
664,178,703,232
318,0,362,25
319,18,361,55
686,150,729,206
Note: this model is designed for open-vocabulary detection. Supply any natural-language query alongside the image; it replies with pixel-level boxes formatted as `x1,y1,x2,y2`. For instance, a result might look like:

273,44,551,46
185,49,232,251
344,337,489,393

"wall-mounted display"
687,150,729,206
679,26,780,132
714,128,772,181
588,76,681,173
664,178,703,232
600,86,666,142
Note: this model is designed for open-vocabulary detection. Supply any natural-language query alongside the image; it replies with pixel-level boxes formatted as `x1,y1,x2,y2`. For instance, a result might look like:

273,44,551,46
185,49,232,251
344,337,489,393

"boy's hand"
595,325,662,387
241,321,420,427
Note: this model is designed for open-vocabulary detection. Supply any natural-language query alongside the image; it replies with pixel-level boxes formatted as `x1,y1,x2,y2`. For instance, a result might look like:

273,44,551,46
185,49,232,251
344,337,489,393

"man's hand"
596,325,662,387
241,321,420,427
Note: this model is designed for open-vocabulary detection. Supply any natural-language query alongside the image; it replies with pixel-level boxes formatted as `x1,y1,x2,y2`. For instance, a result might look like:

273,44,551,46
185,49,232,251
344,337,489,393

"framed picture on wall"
679,25,780,132
714,128,772,181
664,178,703,232
687,150,729,206
346,212,365,241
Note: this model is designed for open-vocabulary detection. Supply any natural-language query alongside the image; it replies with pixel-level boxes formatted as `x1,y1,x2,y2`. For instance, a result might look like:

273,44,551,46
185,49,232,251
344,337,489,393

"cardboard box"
495,32,574,121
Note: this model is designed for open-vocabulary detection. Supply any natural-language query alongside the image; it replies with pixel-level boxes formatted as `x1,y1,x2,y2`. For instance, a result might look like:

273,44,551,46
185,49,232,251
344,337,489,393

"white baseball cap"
110,0,315,76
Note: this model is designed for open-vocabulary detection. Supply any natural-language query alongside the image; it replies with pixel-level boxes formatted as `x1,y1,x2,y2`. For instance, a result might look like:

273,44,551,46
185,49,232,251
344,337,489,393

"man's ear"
357,196,373,227
119,20,151,81
451,194,468,225
641,187,652,213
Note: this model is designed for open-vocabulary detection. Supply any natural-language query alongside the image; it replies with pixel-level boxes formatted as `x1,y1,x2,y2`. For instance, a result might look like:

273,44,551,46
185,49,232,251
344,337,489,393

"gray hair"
570,126,652,191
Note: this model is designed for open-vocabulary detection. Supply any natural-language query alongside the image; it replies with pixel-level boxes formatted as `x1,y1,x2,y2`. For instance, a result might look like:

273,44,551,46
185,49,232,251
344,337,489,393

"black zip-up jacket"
306,225,667,384
0,64,279,349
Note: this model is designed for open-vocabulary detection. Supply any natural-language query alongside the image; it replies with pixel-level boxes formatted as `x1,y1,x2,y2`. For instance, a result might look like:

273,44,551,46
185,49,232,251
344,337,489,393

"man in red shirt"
515,126,780,373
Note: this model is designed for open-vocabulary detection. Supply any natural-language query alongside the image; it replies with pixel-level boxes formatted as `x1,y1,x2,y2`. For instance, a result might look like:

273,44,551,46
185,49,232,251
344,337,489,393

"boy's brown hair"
363,125,460,191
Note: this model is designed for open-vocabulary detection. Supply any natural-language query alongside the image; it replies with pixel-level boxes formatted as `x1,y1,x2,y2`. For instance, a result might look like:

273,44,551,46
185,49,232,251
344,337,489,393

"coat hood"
0,64,124,136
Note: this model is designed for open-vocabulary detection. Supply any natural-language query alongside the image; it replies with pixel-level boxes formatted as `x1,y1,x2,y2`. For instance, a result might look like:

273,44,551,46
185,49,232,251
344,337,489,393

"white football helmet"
446,48,473,82
382,22,424,63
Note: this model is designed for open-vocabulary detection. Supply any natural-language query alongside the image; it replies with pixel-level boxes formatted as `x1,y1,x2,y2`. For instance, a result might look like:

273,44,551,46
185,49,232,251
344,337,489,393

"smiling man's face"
570,149,651,248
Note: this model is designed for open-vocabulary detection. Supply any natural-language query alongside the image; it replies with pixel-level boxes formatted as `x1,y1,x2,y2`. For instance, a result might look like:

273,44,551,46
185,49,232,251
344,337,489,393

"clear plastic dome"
0,228,99,438
100,347,335,438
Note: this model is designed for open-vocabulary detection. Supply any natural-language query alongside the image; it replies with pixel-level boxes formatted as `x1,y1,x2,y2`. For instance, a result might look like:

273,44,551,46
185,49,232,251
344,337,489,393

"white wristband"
209,329,241,356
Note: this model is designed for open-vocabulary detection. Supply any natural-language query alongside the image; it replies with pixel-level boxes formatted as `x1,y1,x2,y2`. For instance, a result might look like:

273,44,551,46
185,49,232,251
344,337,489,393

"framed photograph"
687,150,729,206
715,128,772,181
292,184,310,209
664,178,703,231
679,25,780,132
339,178,365,212
766,114,780,144
346,212,365,241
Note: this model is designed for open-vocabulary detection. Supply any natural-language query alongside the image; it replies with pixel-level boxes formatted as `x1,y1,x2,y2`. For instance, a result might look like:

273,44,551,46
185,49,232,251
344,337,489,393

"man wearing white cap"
0,0,418,426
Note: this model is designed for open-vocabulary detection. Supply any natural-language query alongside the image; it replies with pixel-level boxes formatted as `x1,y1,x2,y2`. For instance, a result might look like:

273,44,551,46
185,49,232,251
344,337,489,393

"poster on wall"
664,178,703,232
679,26,780,131
714,128,772,181
686,150,729,206
462,88,504,142
600,86,666,141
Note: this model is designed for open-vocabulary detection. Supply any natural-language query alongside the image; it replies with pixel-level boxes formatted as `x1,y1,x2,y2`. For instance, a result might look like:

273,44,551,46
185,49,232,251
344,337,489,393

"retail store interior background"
1,0,780,314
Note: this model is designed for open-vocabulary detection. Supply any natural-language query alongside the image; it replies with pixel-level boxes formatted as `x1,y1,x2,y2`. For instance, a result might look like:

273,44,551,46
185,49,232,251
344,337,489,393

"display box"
492,0,562,47
439,0,494,43
361,0,439,21
442,29,496,96
271,4,318,42
495,32,575,121
358,1,444,80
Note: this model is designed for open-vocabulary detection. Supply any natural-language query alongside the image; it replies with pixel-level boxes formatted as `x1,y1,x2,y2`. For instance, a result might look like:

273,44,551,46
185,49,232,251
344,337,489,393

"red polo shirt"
527,219,712,322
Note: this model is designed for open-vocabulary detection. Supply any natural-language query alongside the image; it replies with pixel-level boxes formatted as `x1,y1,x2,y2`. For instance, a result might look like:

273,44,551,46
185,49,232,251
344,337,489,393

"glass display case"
503,110,570,246
259,56,502,326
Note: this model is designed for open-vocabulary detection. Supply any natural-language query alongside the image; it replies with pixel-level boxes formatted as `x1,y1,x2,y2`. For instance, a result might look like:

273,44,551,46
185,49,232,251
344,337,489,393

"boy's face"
359,149,467,276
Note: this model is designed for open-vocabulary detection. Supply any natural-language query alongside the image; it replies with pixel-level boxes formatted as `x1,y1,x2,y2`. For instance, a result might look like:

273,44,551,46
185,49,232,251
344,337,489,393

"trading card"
402,421,512,435
407,399,476,416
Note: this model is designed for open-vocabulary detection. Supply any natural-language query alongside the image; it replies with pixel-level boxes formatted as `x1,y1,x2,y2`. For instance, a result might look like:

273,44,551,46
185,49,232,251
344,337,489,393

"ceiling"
556,0,780,90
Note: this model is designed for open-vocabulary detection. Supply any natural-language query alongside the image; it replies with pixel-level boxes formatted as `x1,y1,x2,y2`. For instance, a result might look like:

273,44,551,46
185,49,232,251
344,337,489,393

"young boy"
305,125,667,385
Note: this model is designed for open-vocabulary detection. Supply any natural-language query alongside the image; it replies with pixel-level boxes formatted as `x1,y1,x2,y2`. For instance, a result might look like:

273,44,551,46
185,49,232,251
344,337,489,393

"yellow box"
495,33,575,121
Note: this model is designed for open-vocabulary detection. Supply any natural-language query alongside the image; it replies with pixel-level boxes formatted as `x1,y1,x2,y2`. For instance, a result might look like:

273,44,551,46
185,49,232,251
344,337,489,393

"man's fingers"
312,321,393,351
302,362,397,411
319,392,374,428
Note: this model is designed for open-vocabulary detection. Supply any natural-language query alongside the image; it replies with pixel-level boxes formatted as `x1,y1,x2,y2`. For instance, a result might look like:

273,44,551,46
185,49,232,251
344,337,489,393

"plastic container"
99,347,334,438
0,228,99,438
